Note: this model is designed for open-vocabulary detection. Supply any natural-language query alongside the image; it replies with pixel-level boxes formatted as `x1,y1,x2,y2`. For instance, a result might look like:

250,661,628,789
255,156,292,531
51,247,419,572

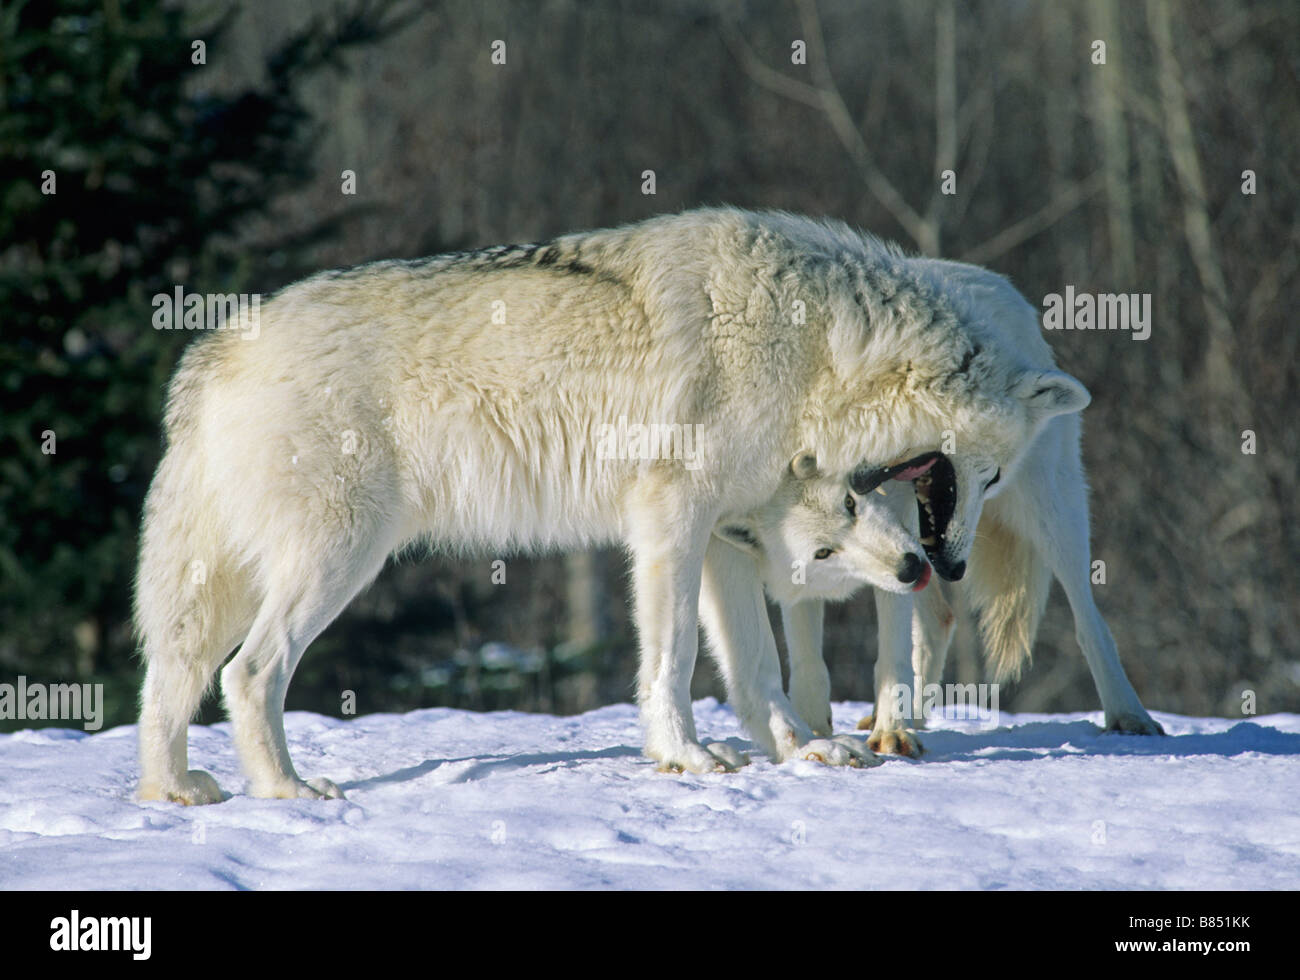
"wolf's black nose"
935,559,966,581
897,553,926,584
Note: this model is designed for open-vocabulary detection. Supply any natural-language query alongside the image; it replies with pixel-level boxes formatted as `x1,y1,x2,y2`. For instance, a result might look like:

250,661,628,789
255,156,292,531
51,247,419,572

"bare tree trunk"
1091,0,1137,283
927,0,957,257
1041,1,1086,278
565,550,609,651
1146,0,1238,402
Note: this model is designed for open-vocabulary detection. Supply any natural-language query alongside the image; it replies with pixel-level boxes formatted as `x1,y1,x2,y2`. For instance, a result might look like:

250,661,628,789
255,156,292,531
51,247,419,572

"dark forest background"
2,0,1297,732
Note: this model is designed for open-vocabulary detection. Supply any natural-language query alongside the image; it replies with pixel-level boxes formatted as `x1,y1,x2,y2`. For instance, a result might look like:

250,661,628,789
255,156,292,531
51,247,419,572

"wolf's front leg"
782,600,833,736
699,537,878,767
908,583,957,726
865,588,923,757
629,501,747,773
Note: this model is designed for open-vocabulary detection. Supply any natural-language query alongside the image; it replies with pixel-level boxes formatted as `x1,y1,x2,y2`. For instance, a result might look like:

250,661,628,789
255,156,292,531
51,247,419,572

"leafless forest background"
219,0,1297,723
15,0,1297,727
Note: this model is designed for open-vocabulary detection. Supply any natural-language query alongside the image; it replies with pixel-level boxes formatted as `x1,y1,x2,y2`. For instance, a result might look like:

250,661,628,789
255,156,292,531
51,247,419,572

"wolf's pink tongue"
893,458,937,481
911,563,933,592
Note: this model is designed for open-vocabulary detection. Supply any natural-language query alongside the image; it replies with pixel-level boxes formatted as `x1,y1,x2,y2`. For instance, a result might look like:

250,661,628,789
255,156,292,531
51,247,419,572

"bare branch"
718,15,823,110
959,172,1104,265
792,0,933,252
1245,234,1298,332
720,0,931,250
956,80,993,156
724,0,1096,266
952,86,994,224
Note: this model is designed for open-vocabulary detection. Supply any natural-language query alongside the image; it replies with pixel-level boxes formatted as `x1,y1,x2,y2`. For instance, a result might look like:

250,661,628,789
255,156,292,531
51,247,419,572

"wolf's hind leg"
221,540,392,799
137,549,255,805
1031,467,1163,735
138,651,232,805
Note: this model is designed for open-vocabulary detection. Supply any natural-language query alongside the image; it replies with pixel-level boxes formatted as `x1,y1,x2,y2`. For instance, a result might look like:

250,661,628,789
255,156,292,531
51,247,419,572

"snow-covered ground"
2,700,1298,890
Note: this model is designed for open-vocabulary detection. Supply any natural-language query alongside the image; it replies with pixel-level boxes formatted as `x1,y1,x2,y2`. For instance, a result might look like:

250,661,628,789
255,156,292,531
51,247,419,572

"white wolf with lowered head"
744,258,1164,755
134,207,1086,803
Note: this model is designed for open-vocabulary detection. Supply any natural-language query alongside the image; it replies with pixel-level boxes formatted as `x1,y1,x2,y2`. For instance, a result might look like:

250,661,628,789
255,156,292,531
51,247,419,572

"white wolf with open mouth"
741,259,1164,755
134,207,1084,803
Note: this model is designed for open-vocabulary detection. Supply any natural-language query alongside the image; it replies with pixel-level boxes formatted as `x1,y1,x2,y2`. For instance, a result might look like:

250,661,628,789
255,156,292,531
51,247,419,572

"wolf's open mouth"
848,449,956,564
913,453,956,561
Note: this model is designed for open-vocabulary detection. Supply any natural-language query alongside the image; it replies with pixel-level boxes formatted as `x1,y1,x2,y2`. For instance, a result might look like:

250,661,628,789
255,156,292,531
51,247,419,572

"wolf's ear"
1014,369,1091,419
715,523,763,558
789,450,818,480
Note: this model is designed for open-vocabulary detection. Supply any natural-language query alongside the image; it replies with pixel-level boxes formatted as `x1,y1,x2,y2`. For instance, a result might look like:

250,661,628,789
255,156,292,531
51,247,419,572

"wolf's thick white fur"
773,258,1162,753
135,208,1085,803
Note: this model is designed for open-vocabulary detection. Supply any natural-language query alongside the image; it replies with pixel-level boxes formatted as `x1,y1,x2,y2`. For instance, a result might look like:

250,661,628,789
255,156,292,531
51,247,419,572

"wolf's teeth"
921,536,937,546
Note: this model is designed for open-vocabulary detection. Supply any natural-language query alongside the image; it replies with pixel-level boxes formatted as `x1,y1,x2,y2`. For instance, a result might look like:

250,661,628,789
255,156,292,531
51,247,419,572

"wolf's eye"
985,469,1001,491
814,547,835,560
844,494,856,517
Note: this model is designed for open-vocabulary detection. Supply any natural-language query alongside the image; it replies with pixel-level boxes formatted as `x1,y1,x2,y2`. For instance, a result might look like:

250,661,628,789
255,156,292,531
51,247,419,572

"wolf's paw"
800,707,832,738
253,776,346,800
138,769,225,806
1103,712,1165,736
301,776,346,799
797,735,884,768
653,741,749,774
866,728,924,758
858,711,929,734
793,706,833,738
792,709,833,739
790,696,833,738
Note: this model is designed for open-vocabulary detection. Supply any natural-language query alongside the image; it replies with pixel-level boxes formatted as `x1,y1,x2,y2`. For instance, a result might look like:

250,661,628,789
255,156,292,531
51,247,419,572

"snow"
2,700,1298,890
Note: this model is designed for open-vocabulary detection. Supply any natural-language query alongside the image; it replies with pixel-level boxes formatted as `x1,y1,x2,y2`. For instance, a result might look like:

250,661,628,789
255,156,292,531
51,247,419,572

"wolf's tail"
134,350,257,791
965,516,1050,683
134,452,254,678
